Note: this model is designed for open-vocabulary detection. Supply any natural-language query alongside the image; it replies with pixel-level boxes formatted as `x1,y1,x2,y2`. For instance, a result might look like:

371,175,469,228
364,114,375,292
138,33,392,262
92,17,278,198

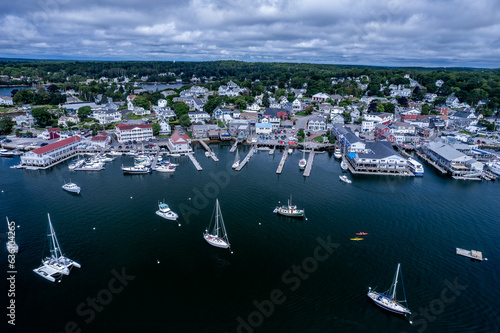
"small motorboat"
350,237,364,241
356,232,368,236
339,175,352,183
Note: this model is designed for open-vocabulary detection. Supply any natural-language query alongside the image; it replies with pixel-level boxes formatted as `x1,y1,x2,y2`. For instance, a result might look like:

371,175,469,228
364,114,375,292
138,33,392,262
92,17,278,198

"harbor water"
0,143,498,333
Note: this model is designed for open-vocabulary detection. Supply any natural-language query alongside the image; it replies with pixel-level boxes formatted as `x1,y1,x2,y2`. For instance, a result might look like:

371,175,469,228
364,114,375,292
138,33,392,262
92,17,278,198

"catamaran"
367,263,411,317
155,201,179,220
203,199,231,251
6,217,18,254
273,195,305,217
33,214,81,282
232,150,240,169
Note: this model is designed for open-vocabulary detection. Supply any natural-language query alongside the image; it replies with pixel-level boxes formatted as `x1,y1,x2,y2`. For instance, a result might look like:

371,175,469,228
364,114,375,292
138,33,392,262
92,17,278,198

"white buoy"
188,198,191,200
130,196,133,199
93,227,95,230
259,223,261,225
157,260,160,264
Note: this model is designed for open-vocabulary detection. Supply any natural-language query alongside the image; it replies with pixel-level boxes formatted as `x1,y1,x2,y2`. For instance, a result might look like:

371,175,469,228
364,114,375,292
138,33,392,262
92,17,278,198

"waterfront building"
188,111,210,124
115,124,153,143
256,123,273,135
0,95,14,105
39,127,61,140
167,132,192,153
346,141,409,174
90,132,110,148
21,136,81,168
307,117,327,132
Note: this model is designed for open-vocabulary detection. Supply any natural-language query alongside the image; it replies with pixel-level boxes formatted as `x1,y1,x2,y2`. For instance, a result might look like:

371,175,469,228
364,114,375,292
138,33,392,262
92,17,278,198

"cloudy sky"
1,0,499,67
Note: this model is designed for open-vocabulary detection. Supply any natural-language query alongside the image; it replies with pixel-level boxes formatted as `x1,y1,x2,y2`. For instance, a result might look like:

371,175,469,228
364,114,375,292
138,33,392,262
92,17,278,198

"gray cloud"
0,0,499,67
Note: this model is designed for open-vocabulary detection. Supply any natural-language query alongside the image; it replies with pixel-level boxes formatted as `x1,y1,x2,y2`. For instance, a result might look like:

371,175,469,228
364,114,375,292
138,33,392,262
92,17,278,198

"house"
256,123,273,135
365,113,393,125
218,81,244,97
361,120,375,132
229,119,249,136
188,111,211,124
239,112,260,124
58,115,80,128
390,122,416,134
450,111,479,128
292,99,303,113
167,132,192,153
127,95,137,110
435,105,450,116
158,99,168,107
191,124,218,139
319,103,334,115
307,117,327,132
247,102,261,112
15,112,35,127
39,127,61,140
155,108,176,120
435,79,444,87
90,132,110,148
21,135,82,168
312,93,330,103
424,93,437,102
446,96,460,108
331,114,345,124
132,107,151,116
115,123,153,143
374,124,391,140
0,95,14,105
213,107,233,120
158,119,171,136
263,108,288,122
91,107,121,125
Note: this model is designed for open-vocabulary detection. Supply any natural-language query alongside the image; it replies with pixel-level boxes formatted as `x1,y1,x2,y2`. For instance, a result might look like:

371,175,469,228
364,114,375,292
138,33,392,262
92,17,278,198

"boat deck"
456,248,487,261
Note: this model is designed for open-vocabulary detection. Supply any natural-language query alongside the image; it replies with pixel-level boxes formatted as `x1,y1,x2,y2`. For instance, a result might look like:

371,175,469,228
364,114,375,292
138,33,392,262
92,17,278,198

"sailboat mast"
392,263,401,299
48,214,63,261
215,199,220,237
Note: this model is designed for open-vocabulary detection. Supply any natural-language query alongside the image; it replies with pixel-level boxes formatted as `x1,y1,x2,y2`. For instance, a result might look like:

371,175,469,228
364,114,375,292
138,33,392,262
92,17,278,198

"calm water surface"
0,143,498,333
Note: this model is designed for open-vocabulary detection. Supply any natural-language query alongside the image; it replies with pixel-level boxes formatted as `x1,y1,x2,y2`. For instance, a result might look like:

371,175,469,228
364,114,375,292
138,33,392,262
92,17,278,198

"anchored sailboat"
33,214,81,282
299,150,307,169
203,199,232,252
232,150,240,169
367,263,411,318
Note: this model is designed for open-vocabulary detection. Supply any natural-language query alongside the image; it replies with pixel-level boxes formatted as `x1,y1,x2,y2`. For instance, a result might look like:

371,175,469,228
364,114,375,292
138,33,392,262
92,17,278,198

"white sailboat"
6,217,18,254
367,263,411,317
203,199,232,252
232,150,240,169
33,214,81,282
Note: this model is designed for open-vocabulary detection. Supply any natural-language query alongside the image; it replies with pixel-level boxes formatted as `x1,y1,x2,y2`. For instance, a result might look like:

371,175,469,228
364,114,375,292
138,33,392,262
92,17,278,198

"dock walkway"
187,153,203,171
150,148,161,170
303,150,315,177
197,139,219,162
229,140,239,153
235,145,256,171
276,147,289,174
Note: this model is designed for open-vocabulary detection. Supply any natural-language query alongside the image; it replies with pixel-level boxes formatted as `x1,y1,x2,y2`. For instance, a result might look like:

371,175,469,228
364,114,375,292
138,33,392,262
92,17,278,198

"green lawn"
126,112,146,120
313,136,324,143
295,112,307,116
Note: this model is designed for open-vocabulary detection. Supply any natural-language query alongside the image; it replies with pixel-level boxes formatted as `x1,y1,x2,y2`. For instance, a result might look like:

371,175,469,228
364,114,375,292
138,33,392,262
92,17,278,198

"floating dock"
235,145,256,171
269,146,276,155
187,153,203,171
276,147,289,174
303,150,315,177
229,140,239,153
456,248,487,261
198,140,219,162
150,148,161,170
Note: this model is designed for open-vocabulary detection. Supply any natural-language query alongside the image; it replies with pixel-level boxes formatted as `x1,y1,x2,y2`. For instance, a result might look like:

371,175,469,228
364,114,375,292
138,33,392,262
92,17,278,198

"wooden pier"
229,139,239,153
235,145,256,171
269,146,276,155
150,148,161,170
187,153,203,171
276,147,289,174
303,150,315,177
197,139,219,162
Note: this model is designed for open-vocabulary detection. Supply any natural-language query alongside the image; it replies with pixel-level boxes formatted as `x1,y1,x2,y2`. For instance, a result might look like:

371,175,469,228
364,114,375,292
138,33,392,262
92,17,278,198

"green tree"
421,104,431,115
179,114,192,127
78,106,93,121
174,102,190,116
376,104,385,113
383,102,395,113
304,105,313,115
0,116,14,135
152,122,161,136
133,96,151,109
32,107,53,127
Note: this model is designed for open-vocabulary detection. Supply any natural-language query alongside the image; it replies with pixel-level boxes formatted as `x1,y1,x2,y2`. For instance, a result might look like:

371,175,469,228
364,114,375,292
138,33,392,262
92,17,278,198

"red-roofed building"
167,132,192,153
39,127,61,140
115,123,153,143
21,136,81,168
90,132,110,148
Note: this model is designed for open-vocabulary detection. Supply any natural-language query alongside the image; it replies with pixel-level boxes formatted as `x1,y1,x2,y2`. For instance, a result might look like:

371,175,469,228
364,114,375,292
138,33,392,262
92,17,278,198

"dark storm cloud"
0,0,499,67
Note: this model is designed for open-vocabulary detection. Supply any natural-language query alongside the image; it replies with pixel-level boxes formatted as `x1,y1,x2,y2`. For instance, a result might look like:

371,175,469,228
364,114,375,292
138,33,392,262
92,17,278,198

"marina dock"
276,147,289,174
303,150,315,177
416,151,448,174
229,139,239,153
269,146,276,155
235,145,256,171
198,139,219,162
456,248,487,261
150,148,161,170
187,153,203,171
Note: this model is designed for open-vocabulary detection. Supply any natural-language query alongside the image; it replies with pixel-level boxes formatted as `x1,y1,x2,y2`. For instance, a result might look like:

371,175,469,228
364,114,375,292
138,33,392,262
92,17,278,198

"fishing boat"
367,263,411,317
33,214,81,282
108,150,123,156
356,232,368,236
62,182,81,194
232,150,240,169
350,237,363,241
273,195,304,217
68,158,85,170
288,148,293,155
334,147,342,159
205,151,211,157
155,201,179,220
299,151,307,169
122,164,152,174
0,148,14,157
156,164,176,173
203,199,231,251
6,217,18,254
339,175,352,183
